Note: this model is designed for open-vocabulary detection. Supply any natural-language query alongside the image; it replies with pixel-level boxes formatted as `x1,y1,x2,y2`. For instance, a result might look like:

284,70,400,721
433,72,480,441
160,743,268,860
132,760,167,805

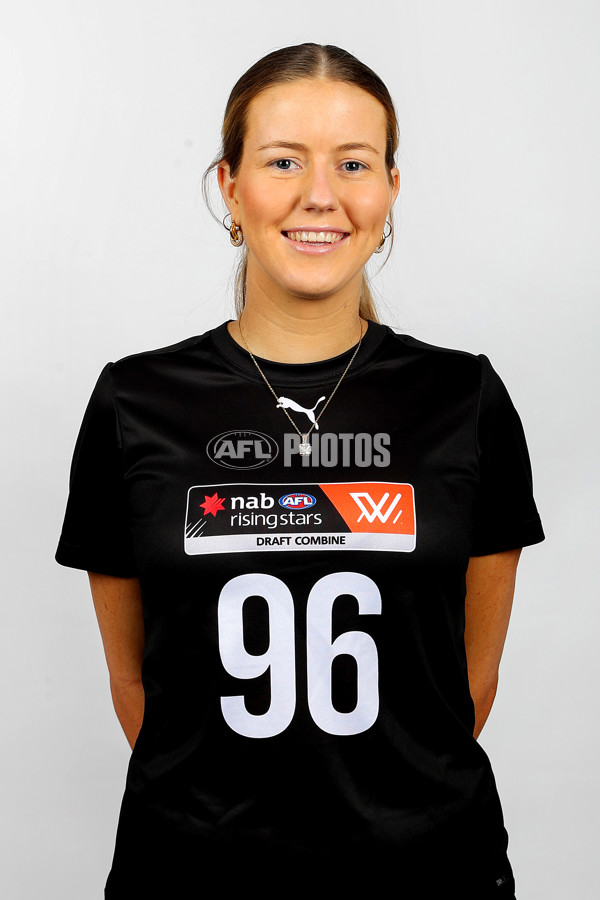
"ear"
218,161,240,221
388,167,400,209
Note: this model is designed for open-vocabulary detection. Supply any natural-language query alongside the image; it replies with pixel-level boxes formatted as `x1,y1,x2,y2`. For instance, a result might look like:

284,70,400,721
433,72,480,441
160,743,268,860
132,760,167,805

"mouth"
282,229,349,244
281,229,349,251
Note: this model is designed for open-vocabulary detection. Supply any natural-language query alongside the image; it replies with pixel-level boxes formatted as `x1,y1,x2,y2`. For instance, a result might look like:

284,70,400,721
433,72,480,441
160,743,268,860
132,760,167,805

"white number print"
306,572,381,736
218,572,382,739
218,573,296,739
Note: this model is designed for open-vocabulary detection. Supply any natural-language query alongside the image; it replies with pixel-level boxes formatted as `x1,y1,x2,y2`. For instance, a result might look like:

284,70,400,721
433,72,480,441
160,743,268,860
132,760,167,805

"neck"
228,291,366,365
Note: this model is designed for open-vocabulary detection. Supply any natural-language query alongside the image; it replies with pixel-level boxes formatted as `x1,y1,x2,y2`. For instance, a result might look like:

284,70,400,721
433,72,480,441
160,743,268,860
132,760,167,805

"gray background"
2,1,598,896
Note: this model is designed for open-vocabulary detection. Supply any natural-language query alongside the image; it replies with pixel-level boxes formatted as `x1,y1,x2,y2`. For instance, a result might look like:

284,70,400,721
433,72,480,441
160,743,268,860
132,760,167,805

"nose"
300,162,339,212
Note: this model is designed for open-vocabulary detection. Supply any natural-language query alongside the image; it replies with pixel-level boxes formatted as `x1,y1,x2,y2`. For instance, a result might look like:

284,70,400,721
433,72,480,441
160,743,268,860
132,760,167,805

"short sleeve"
470,355,544,556
55,363,138,576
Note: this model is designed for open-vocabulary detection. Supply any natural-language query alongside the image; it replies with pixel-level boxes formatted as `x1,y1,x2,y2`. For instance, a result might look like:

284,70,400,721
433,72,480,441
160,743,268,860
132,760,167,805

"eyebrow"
255,140,380,155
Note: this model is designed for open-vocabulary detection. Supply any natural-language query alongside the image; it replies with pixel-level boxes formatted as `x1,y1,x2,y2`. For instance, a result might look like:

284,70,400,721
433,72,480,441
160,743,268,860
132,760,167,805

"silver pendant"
299,436,312,456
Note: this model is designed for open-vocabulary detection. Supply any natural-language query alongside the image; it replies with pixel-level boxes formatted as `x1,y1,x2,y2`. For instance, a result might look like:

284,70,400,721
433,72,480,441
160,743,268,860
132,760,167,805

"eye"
342,160,367,173
269,158,300,171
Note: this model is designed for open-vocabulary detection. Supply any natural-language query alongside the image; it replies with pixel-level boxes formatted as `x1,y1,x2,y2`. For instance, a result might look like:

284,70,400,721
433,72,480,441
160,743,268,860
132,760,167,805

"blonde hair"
203,43,400,322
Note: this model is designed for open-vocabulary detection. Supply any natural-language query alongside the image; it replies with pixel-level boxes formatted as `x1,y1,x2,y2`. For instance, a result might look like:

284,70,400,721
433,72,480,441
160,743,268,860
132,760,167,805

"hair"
202,43,400,322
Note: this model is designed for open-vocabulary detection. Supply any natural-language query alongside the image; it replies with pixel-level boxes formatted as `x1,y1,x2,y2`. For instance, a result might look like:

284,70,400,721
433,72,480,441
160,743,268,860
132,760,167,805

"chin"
285,285,340,301
280,272,355,302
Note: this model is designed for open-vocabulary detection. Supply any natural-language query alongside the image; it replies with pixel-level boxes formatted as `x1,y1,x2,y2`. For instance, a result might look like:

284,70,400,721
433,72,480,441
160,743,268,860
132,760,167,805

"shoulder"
110,330,214,371
381,326,491,386
381,330,527,443
103,325,229,391
383,326,479,362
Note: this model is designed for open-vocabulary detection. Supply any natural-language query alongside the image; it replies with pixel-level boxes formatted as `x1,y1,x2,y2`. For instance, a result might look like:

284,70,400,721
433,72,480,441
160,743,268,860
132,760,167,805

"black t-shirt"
56,321,543,898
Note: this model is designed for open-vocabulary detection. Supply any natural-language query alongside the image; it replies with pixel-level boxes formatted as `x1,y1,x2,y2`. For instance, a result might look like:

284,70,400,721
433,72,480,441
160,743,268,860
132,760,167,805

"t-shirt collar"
210,319,388,388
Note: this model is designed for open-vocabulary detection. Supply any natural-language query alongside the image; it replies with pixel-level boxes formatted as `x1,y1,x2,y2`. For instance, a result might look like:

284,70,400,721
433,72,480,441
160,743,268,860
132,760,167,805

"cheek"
349,187,391,233
237,186,263,229
238,180,290,233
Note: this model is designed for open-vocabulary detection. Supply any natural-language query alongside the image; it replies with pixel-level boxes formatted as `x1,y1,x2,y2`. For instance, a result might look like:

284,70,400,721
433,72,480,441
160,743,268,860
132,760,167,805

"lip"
281,228,350,254
283,227,348,234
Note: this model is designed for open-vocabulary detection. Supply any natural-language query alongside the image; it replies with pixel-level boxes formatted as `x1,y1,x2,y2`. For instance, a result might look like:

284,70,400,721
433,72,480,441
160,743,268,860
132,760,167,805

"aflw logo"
319,482,416,547
350,491,404,524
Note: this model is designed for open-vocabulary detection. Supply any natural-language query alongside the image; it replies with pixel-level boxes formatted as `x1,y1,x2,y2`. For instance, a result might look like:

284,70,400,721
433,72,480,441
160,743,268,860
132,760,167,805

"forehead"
244,78,388,150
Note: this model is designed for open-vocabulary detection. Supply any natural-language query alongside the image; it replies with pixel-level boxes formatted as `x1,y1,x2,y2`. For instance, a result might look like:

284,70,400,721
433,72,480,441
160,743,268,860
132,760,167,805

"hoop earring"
374,220,392,254
223,213,244,247
230,222,244,247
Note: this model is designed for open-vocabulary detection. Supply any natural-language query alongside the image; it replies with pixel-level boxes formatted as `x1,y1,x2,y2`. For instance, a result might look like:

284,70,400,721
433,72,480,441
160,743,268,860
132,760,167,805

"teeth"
286,231,344,244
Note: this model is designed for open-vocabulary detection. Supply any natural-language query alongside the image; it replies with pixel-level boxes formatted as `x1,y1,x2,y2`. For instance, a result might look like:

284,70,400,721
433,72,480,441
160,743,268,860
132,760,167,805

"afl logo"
207,430,278,469
278,492,317,510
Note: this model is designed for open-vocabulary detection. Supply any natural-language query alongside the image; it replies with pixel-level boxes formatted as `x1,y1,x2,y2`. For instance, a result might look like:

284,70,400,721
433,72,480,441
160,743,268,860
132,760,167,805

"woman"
57,43,544,898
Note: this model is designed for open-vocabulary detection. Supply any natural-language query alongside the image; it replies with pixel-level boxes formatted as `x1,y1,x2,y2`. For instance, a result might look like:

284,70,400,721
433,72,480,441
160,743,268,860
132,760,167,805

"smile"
281,230,349,254
283,230,347,244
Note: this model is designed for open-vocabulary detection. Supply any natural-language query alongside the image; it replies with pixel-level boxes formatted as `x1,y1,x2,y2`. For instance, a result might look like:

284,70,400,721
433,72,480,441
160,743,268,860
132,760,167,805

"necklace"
237,318,365,456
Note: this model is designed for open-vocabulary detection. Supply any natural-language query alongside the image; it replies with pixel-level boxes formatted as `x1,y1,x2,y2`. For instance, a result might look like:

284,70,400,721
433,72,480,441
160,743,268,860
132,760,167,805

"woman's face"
219,78,400,307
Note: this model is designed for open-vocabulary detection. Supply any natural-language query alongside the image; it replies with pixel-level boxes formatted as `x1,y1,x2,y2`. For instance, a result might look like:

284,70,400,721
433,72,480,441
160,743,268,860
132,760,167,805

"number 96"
218,571,382,738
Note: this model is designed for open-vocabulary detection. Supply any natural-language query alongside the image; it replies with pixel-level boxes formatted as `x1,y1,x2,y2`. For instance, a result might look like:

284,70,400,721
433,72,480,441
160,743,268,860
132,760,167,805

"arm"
88,572,145,750
464,548,521,739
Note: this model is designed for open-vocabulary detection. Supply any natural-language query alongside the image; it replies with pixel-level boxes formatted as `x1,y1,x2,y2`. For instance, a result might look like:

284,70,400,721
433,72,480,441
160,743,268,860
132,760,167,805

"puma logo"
276,396,326,429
